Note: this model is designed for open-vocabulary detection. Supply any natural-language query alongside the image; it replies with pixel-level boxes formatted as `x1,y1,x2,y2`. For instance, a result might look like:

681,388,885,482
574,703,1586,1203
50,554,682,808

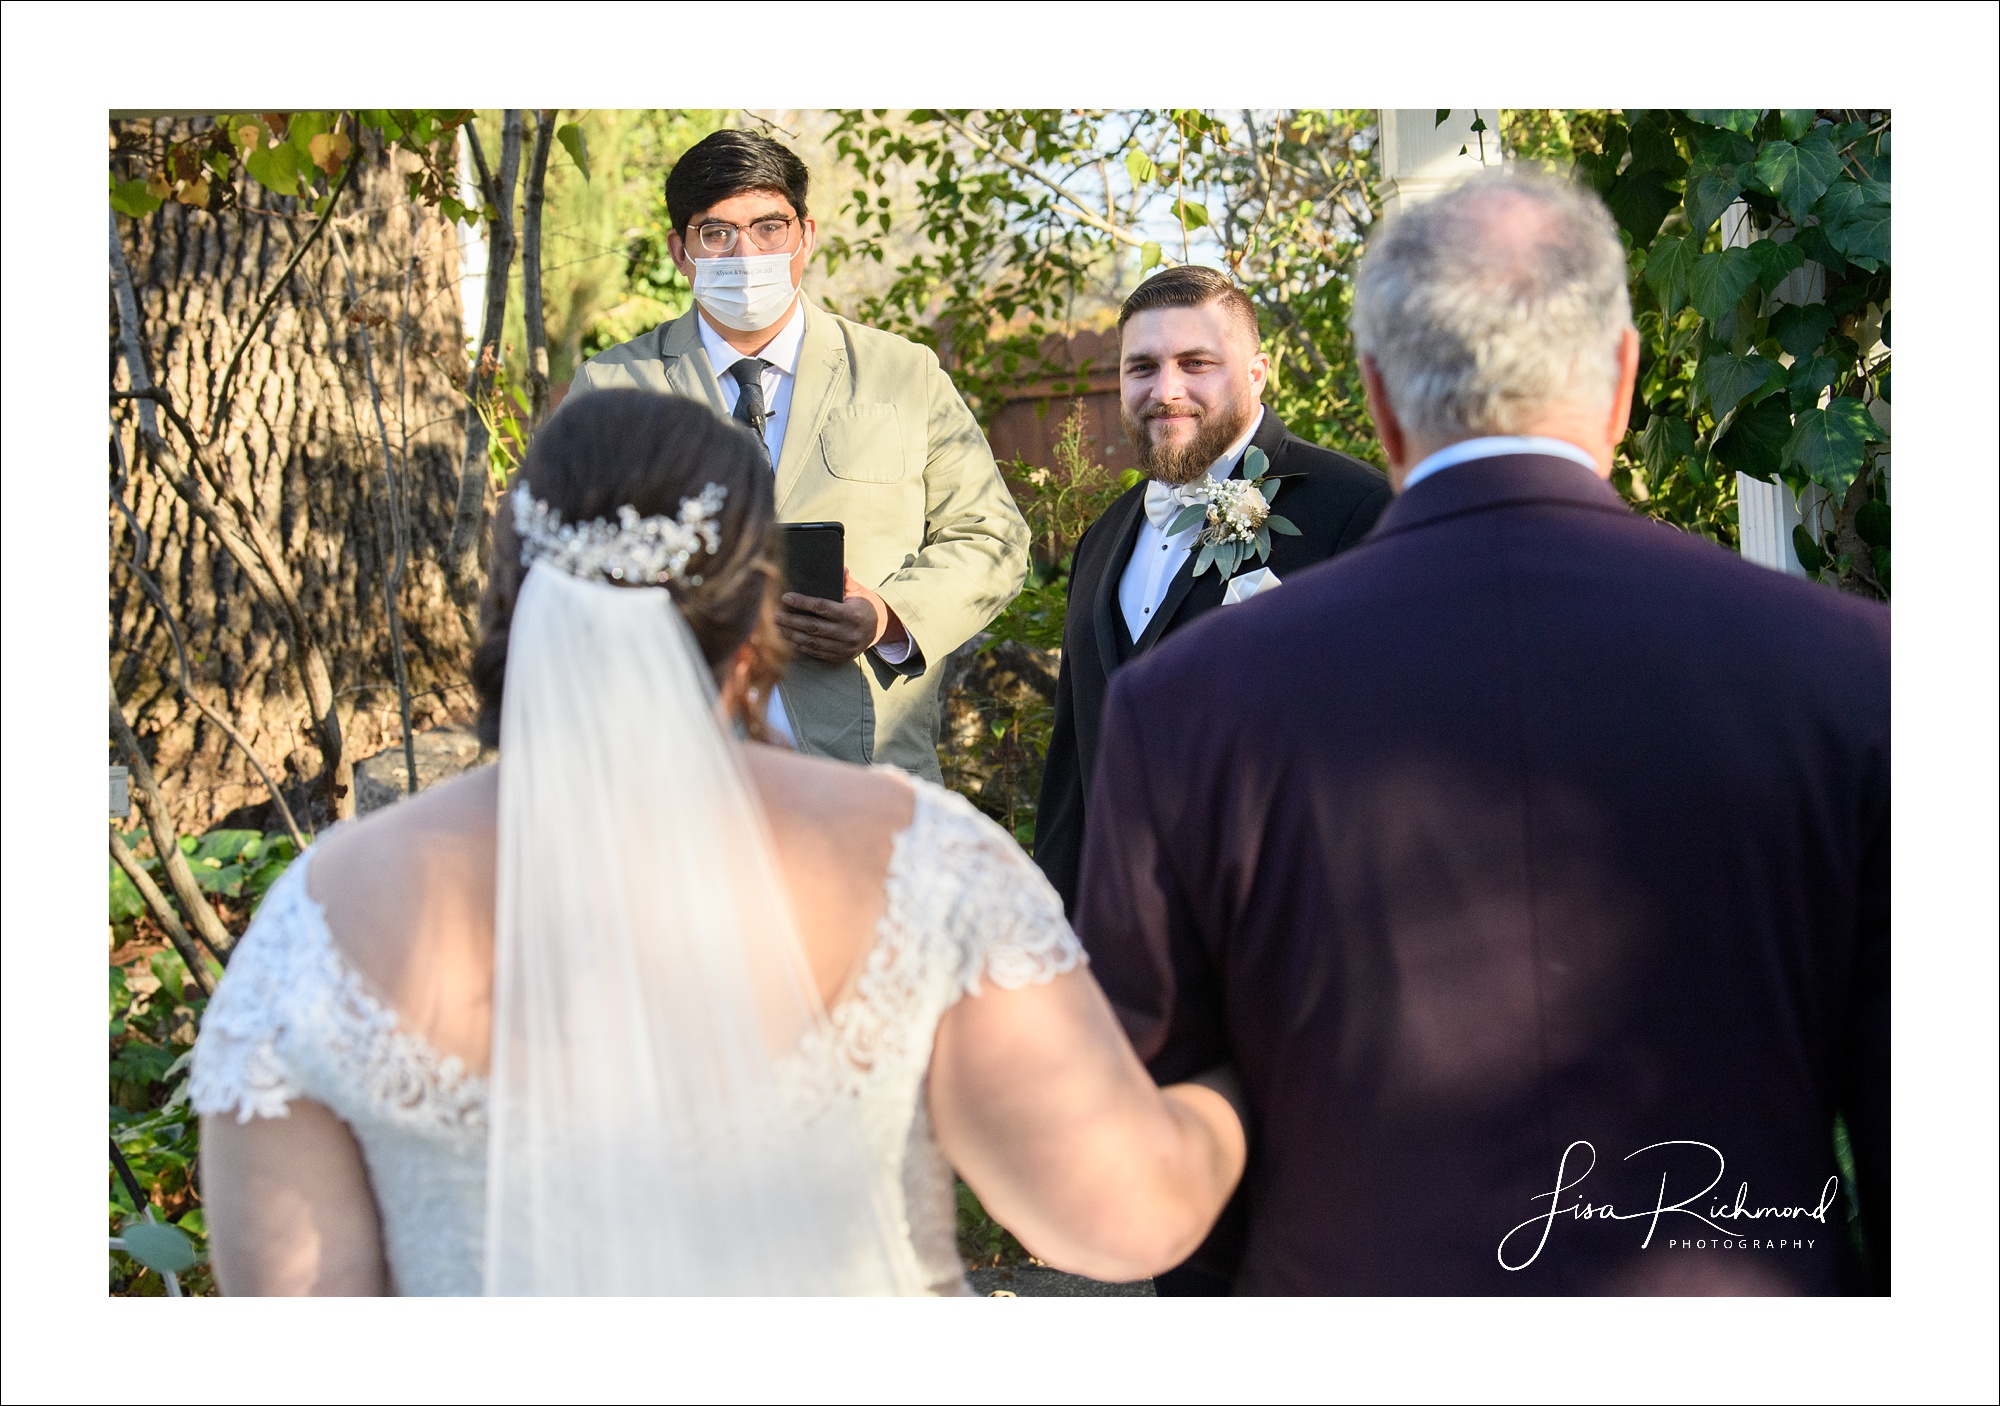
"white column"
1721,200,1828,575
1377,110,1501,219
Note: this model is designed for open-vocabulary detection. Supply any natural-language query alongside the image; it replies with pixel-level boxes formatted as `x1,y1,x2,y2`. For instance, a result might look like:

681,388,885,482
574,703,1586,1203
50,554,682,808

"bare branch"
522,111,556,428
447,110,523,574
934,111,1180,267
110,680,238,964
109,828,216,997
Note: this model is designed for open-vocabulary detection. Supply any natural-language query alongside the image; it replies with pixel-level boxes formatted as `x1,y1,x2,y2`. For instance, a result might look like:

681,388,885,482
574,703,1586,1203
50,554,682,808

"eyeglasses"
692,216,798,255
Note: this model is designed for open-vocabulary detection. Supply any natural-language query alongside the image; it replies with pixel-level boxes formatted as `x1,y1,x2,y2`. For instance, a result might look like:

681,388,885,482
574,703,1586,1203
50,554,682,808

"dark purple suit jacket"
1076,453,1890,1295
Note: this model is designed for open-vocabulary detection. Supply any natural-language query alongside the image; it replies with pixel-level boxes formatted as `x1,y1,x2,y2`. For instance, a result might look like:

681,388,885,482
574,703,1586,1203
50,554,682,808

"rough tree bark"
109,118,475,833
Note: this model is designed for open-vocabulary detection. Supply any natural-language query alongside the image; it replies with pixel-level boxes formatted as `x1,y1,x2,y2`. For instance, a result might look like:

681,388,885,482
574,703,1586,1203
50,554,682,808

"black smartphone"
777,522,845,601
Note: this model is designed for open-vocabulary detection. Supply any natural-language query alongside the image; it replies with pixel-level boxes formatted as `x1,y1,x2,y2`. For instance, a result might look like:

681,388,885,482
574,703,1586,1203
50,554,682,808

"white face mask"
688,250,799,333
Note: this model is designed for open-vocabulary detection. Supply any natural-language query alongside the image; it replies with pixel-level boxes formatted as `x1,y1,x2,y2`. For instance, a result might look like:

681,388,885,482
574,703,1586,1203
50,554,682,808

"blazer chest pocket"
819,404,905,483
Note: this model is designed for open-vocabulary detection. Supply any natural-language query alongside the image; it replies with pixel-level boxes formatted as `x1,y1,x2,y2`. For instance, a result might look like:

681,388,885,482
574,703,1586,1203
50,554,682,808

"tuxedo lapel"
1090,490,1147,684
774,302,848,514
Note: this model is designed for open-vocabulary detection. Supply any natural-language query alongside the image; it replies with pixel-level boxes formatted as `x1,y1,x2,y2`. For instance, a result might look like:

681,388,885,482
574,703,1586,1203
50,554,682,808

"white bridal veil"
483,531,916,1294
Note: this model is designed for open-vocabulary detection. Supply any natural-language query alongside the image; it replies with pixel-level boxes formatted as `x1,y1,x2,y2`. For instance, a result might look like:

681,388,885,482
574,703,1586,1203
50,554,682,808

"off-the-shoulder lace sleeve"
906,781,1086,999
188,860,318,1122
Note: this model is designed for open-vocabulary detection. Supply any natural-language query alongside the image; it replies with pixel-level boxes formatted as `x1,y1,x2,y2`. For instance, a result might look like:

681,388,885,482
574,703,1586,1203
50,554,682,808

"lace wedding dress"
190,774,1083,1296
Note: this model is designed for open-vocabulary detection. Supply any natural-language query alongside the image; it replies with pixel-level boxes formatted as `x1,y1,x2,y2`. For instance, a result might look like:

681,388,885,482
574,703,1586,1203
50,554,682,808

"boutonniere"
1168,445,1302,582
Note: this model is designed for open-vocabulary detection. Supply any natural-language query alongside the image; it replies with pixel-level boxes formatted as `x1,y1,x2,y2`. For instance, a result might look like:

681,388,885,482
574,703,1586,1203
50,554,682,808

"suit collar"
1372,452,1628,539
655,309,728,415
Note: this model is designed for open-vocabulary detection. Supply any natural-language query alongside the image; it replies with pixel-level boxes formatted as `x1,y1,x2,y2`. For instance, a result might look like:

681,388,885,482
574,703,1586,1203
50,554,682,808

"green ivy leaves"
1644,235,1693,320
1746,132,1844,221
1688,245,1760,321
1816,178,1891,268
1782,398,1885,494
1701,349,1783,421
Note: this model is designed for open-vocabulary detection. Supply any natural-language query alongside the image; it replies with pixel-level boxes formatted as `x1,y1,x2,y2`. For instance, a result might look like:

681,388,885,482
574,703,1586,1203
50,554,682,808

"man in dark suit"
1034,266,1389,921
1075,173,1889,1294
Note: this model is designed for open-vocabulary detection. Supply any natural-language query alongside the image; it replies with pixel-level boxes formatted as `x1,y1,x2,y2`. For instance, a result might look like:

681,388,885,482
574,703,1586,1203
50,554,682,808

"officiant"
1033,267,1391,919
568,130,1029,780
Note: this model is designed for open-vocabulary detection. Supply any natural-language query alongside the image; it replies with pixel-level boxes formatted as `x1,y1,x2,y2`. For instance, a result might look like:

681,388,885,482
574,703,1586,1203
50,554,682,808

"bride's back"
307,746,913,1078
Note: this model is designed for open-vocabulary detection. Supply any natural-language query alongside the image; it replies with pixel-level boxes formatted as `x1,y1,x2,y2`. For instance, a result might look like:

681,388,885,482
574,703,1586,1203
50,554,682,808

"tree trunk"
109,118,475,834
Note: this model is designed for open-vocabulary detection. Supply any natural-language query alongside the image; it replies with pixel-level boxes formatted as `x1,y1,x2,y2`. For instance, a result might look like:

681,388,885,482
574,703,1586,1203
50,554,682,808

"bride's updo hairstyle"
472,389,788,746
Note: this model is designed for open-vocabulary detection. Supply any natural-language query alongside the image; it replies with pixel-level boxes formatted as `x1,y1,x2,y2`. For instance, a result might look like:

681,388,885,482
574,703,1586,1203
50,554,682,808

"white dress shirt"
698,303,912,744
1401,434,1600,491
1118,409,1264,646
699,300,808,471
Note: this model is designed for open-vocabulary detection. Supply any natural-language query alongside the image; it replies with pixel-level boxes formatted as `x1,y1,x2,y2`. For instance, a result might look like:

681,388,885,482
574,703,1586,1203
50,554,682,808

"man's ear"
1247,347,1271,399
1360,356,1409,480
667,229,691,278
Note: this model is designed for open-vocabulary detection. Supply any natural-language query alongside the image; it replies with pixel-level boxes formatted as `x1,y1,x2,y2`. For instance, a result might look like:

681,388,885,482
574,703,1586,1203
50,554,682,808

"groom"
1032,266,1390,921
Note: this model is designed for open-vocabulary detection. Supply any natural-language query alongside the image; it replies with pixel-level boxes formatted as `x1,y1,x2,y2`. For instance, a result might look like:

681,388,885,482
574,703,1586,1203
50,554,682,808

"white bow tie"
1143,478,1213,533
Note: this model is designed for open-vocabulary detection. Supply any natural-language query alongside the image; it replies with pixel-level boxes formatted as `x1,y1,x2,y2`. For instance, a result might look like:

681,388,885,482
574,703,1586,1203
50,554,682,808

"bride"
190,389,1244,1295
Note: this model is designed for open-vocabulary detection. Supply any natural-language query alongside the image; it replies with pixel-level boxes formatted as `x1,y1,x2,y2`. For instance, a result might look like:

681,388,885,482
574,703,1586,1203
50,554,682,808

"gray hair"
1350,172,1633,442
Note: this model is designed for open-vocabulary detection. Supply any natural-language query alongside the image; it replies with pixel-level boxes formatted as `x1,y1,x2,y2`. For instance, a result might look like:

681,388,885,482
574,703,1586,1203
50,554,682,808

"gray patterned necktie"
727,358,773,466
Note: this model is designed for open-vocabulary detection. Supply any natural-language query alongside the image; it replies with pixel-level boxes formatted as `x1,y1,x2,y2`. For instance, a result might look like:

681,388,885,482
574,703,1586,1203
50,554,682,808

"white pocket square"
1222,567,1281,605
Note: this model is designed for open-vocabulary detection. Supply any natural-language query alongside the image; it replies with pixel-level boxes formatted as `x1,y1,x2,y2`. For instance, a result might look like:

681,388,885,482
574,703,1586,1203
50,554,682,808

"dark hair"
472,390,788,747
665,129,811,236
1117,264,1260,344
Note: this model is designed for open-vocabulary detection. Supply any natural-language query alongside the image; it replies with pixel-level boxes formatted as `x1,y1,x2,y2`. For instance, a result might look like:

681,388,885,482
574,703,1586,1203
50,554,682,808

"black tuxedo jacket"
1076,453,1890,1295
1032,410,1390,916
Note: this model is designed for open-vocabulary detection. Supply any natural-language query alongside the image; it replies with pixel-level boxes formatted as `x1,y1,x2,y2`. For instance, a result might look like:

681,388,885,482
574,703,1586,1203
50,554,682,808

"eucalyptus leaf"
1242,445,1269,479
1688,247,1760,322
1193,540,1217,577
119,1220,197,1276
1266,513,1301,536
1255,530,1272,561
1168,503,1208,535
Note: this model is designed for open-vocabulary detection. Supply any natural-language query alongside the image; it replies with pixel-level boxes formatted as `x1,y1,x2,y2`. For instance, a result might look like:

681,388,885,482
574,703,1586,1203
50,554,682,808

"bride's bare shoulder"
740,745,915,842
307,765,498,925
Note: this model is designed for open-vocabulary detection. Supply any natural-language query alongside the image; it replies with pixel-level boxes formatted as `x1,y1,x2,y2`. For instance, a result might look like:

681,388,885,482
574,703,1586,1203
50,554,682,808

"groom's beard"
1125,394,1256,485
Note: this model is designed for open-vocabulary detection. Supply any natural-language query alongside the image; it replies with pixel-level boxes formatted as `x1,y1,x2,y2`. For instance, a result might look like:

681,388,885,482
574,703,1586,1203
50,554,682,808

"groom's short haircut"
666,129,811,234
1350,171,1633,443
1118,265,1260,347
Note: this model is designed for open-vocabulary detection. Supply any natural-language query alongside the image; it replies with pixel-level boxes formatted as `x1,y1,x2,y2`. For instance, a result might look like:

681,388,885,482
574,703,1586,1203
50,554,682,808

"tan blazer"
571,301,1030,780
